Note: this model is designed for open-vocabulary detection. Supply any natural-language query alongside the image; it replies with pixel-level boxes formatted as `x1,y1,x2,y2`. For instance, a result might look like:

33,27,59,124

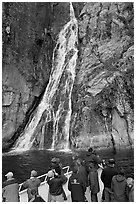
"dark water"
2,149,134,184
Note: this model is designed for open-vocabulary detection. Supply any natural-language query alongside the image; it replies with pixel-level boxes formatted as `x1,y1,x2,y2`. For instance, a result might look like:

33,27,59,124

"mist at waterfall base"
2,149,134,183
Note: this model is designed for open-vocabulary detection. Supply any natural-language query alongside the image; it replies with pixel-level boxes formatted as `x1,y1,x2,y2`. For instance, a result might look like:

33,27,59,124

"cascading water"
13,2,78,151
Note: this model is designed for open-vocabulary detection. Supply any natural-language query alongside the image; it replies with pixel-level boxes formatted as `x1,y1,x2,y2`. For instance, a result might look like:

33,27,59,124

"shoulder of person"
3,178,18,188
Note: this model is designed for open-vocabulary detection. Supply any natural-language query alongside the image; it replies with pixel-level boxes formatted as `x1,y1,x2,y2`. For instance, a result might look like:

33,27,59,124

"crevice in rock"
110,132,116,154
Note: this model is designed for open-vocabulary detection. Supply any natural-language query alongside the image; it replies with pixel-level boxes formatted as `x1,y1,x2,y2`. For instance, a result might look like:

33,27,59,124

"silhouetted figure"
101,159,118,202
50,157,67,200
126,177,134,202
88,161,100,202
85,148,102,173
68,165,86,202
47,169,67,202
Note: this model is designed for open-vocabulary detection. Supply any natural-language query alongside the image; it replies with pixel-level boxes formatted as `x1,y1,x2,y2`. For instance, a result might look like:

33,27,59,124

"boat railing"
19,165,71,193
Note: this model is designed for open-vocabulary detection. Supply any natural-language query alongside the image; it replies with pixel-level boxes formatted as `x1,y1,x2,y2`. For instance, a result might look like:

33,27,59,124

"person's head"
51,157,60,164
73,165,79,173
89,161,95,169
31,170,37,177
76,158,82,167
51,157,60,167
108,158,115,167
118,168,125,176
47,170,54,178
102,159,106,167
5,172,13,180
127,177,134,188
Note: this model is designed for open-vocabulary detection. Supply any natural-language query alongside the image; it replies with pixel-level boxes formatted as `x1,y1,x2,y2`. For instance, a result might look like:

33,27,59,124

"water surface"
2,149,134,184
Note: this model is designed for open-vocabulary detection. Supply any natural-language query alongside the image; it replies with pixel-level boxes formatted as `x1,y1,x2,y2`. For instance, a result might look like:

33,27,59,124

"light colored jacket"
23,177,41,200
2,178,19,202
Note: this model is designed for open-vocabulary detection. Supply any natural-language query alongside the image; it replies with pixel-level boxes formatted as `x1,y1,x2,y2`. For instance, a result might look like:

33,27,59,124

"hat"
31,170,37,177
108,159,115,164
5,172,13,178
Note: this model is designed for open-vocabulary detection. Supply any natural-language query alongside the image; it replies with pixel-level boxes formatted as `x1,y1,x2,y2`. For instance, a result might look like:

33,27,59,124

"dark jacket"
89,168,100,194
47,174,67,196
2,178,19,202
101,166,118,188
111,175,128,202
68,172,86,201
23,177,41,200
78,165,88,187
85,152,101,171
51,163,62,175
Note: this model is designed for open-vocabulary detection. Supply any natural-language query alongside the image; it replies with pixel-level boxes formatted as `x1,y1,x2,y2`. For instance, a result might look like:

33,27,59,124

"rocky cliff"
2,2,134,152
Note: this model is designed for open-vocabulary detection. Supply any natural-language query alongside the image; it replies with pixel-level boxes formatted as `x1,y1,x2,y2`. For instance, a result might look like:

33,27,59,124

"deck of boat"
19,167,104,202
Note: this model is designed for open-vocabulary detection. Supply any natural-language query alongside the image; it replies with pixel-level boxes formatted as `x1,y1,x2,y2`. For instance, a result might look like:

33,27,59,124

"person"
47,169,67,202
2,171,20,202
126,177,134,202
88,161,100,202
29,189,45,202
74,158,88,201
101,158,118,202
111,168,128,202
50,157,67,200
85,148,102,173
68,165,87,202
23,170,41,201
50,157,62,176
101,159,107,202
75,158,88,188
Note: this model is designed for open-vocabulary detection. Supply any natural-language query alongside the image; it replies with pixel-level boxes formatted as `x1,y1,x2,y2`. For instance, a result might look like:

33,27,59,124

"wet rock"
70,2,134,151
2,2,134,152
2,2,70,151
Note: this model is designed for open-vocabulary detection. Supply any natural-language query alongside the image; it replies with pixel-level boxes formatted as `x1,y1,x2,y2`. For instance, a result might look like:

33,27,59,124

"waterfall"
13,2,78,151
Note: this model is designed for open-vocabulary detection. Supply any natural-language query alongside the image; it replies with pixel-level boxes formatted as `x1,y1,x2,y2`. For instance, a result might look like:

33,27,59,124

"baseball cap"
5,172,13,178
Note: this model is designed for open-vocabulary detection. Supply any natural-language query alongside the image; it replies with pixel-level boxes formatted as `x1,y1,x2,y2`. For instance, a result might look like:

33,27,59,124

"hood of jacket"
30,177,37,182
115,175,126,182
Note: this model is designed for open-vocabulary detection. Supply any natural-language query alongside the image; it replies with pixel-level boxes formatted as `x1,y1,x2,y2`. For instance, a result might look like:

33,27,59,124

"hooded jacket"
101,166,118,188
111,174,128,202
23,177,41,200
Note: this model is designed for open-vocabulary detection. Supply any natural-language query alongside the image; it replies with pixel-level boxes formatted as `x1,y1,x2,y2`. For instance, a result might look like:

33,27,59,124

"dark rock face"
2,2,134,152
2,2,70,150
70,2,134,151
